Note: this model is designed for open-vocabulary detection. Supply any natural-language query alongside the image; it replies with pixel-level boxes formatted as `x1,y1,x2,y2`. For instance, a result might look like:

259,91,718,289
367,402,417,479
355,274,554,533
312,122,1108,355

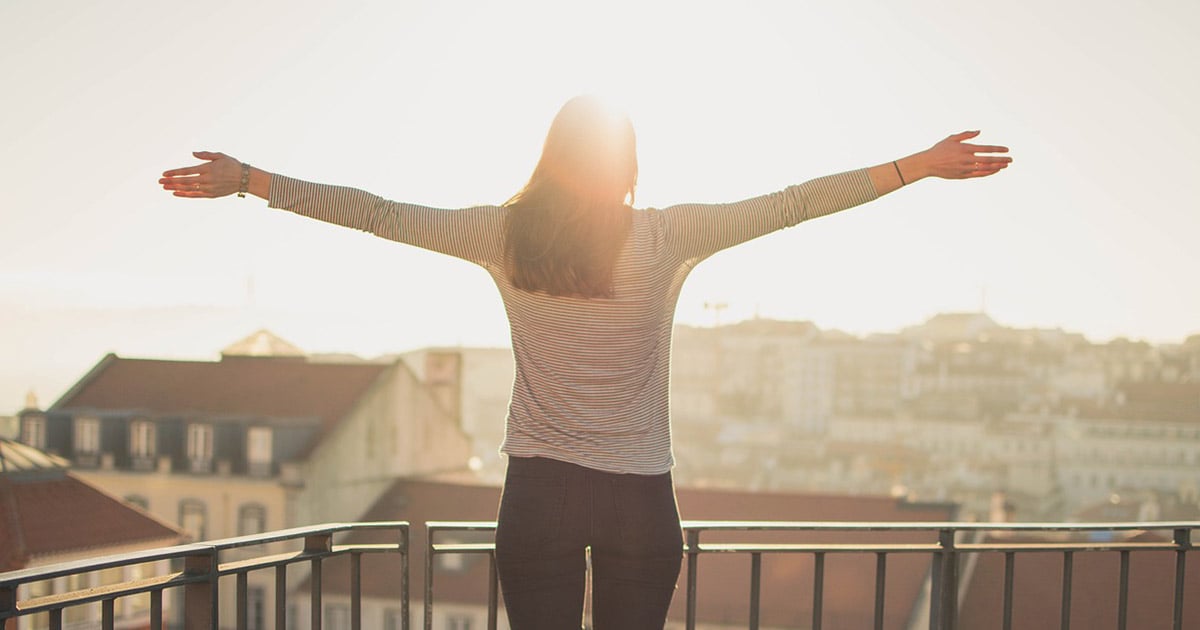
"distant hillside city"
408,311,1200,523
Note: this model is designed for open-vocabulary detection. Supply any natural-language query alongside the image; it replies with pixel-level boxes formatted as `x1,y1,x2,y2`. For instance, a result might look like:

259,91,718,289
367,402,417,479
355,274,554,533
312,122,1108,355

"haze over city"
2,0,1197,410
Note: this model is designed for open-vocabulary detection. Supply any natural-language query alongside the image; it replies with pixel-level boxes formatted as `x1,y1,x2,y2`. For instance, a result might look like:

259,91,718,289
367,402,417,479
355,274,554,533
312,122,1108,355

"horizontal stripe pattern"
269,169,877,474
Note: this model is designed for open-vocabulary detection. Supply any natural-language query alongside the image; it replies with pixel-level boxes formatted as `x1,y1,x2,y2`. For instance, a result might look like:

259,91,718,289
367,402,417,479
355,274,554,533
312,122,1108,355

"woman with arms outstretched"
161,96,1010,629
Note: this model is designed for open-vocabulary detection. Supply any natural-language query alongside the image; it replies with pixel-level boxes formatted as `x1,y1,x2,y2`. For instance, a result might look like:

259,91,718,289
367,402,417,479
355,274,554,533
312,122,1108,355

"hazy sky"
2,0,1198,411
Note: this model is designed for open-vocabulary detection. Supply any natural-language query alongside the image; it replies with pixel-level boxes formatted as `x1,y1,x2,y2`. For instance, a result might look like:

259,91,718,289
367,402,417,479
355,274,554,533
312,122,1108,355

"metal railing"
3,520,1194,629
0,522,409,630
426,520,1198,630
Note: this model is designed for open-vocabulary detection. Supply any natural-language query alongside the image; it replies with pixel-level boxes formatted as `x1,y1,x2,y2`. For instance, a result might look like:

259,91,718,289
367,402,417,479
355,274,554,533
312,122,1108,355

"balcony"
1,521,1196,630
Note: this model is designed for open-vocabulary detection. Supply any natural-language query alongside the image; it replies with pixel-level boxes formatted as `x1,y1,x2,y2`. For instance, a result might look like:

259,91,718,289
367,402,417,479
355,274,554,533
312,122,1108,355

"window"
21,415,45,450
324,604,350,630
238,503,267,536
74,416,100,454
383,608,405,630
247,426,273,475
130,420,156,458
187,423,214,472
179,499,207,541
246,587,266,630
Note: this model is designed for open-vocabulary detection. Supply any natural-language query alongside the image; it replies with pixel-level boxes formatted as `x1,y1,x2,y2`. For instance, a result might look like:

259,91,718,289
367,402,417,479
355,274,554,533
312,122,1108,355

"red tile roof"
309,478,955,628
0,441,182,571
52,354,391,435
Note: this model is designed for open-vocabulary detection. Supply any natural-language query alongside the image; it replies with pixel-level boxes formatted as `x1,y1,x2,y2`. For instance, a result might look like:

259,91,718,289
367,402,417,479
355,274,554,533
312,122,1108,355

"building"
15,330,473,629
0,438,182,629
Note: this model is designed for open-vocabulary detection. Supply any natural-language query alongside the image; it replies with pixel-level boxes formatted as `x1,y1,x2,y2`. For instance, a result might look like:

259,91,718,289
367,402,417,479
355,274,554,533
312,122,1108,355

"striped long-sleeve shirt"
269,169,878,474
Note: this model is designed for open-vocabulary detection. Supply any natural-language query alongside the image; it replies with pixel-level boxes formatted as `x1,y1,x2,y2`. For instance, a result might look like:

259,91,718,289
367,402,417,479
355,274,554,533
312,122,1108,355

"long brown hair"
503,95,637,298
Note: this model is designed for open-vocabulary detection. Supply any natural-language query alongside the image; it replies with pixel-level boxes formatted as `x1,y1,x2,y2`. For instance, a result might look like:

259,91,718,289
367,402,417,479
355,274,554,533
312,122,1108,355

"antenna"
703,301,729,327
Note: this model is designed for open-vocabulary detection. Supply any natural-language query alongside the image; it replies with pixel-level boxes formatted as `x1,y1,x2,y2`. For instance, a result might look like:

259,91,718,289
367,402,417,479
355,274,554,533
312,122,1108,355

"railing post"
749,552,761,630
400,525,410,630
425,526,435,630
685,529,700,630
0,585,14,619
183,551,217,630
931,528,958,630
1174,528,1191,630
306,534,332,630
351,553,362,630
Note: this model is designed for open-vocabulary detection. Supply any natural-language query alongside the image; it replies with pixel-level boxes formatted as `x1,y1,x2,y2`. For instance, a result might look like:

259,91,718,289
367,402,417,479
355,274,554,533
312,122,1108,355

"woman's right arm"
160,152,504,267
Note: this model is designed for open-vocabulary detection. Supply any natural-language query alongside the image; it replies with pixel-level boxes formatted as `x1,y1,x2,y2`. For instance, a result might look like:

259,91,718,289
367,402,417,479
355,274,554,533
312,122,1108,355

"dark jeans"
495,456,684,630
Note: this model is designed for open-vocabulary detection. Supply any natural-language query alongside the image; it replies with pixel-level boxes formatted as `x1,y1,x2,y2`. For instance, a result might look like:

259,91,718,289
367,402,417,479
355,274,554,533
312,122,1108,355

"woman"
160,95,1010,629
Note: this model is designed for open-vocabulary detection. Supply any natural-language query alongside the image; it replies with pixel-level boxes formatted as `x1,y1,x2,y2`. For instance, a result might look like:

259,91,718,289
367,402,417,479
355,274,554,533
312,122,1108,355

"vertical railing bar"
813,551,825,630
306,533,331,630
424,526,435,630
1174,528,1190,630
0,586,13,622
487,551,499,630
400,524,410,630
935,528,958,630
151,589,163,630
929,543,942,630
351,552,362,630
749,552,762,630
237,571,249,630
874,552,887,630
1118,550,1130,630
686,529,700,630
1002,552,1015,630
49,607,62,630
102,598,115,630
275,564,287,630
1060,550,1073,630
311,557,323,630
184,551,217,629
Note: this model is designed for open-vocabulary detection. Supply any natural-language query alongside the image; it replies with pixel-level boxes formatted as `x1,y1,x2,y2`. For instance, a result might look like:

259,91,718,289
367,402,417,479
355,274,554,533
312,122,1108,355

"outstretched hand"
159,151,244,198
920,131,1011,180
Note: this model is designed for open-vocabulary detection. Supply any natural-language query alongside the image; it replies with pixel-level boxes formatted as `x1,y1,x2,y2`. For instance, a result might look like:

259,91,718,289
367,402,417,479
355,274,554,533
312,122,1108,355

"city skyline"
3,303,1194,419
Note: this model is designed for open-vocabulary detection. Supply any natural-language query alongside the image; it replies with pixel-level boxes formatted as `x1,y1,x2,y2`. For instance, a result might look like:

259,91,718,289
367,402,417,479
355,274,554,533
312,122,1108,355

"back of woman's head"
504,95,638,298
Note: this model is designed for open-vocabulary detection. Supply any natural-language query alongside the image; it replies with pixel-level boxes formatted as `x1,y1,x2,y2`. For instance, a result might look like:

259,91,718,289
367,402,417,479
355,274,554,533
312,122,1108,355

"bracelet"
892,160,908,186
237,162,251,198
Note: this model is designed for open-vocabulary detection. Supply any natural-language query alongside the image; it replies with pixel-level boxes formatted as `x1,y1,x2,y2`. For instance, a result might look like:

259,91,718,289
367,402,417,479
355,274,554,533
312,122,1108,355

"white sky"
2,0,1198,410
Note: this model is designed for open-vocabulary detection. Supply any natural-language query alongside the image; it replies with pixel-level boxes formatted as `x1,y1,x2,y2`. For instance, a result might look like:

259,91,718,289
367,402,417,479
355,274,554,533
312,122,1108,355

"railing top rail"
423,520,1200,533
0,521,409,587
0,543,213,587
678,520,1200,532
202,520,409,550
427,520,499,531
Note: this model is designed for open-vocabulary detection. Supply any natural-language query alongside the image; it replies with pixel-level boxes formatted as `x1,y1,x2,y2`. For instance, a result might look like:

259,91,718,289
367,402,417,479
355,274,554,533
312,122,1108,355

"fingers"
965,161,1010,179
162,165,207,177
162,151,227,177
159,175,210,194
168,182,215,197
948,130,981,142
964,143,1009,154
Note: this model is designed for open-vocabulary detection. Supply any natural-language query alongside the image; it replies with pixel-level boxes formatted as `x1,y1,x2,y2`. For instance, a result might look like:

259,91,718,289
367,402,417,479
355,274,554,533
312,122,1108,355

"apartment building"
16,330,473,629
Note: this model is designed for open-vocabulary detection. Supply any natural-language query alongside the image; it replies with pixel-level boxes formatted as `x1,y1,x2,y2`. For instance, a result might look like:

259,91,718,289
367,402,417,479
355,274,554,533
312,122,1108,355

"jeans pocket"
611,473,683,557
496,471,568,553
